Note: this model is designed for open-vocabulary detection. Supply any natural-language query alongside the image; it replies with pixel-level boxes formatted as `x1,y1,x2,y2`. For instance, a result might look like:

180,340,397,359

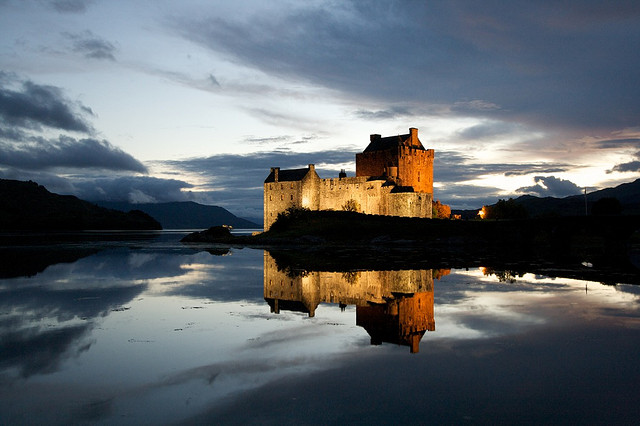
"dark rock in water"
181,226,232,242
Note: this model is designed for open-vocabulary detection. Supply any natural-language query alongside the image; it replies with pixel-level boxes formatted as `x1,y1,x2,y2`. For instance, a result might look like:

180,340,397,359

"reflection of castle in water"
263,252,444,353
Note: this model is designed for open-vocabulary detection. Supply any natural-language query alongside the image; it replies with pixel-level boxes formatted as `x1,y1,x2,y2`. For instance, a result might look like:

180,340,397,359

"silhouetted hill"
95,201,261,229
0,179,161,231
516,178,640,217
453,178,640,218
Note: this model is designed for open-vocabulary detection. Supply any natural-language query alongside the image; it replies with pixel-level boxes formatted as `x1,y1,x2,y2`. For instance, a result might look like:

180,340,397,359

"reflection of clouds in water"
66,317,367,424
127,252,159,269
0,323,93,379
434,268,640,341
4,247,639,424
0,281,144,381
616,284,640,297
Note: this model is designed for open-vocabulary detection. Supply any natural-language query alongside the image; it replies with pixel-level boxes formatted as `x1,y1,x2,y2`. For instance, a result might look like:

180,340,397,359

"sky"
1,0,639,219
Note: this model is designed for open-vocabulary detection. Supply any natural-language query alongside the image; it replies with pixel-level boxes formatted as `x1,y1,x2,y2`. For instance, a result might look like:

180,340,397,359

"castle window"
269,195,272,201
290,194,293,200
290,183,294,189
280,194,284,201
281,184,283,189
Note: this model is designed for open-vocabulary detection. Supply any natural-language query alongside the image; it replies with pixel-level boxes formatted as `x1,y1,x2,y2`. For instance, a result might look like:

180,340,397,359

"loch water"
1,231,640,425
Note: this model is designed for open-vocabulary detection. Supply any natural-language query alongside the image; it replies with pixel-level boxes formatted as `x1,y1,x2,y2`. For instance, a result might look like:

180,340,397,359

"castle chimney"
308,164,315,172
339,169,347,178
271,167,280,182
410,127,418,140
370,134,381,142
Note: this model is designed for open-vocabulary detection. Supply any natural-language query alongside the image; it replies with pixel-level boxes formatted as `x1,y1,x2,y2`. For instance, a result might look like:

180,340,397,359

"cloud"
457,121,523,141
45,0,93,14
610,161,640,173
434,150,572,183
177,1,640,132
0,75,93,133
0,136,147,173
434,184,503,211
151,149,578,214
0,74,148,176
516,176,582,197
159,149,358,216
72,176,192,203
208,73,220,87
64,31,116,61
595,138,640,149
609,151,640,173
353,106,415,120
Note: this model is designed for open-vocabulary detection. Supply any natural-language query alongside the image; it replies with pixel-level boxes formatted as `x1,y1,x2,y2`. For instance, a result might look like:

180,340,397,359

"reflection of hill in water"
264,252,449,353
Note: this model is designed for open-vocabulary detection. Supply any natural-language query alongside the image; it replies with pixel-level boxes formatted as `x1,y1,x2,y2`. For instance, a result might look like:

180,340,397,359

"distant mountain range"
95,201,261,229
0,179,161,231
454,178,640,218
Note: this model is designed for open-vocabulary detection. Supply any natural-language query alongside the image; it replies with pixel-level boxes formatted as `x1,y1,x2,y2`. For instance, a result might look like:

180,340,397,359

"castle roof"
363,128,425,153
264,167,310,183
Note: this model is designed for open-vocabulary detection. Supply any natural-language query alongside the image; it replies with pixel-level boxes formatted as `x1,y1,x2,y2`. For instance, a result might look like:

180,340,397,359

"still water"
1,232,639,425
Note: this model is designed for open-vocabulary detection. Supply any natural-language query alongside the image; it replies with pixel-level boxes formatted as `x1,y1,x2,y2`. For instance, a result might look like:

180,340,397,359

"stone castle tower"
264,128,434,230
356,127,434,194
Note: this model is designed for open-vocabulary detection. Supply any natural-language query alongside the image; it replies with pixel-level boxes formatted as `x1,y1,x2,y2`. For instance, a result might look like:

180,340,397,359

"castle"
263,252,437,353
263,127,434,230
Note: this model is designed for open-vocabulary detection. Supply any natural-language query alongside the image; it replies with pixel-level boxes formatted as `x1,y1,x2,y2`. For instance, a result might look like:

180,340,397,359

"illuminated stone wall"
263,128,434,230
263,171,433,230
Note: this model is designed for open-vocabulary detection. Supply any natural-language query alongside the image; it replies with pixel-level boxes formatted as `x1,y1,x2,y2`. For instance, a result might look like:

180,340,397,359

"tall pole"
584,187,588,216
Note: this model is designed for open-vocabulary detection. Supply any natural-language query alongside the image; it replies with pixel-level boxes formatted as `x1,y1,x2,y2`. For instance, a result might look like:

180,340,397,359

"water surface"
1,233,639,424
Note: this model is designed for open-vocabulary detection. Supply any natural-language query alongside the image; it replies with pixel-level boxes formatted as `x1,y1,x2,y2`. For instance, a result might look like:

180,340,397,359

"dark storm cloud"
0,74,151,175
609,151,640,173
160,149,357,216
46,0,93,14
64,31,116,61
516,176,582,197
179,1,640,131
73,175,192,203
457,121,524,141
353,105,415,120
610,161,640,173
434,184,503,210
0,75,93,132
154,149,577,213
434,151,572,183
0,136,147,172
595,138,640,149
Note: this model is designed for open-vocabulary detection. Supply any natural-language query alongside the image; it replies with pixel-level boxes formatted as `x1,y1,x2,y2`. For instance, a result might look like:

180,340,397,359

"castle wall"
264,173,433,230
317,176,383,213
263,168,321,230
397,147,434,193
264,179,303,230
386,191,433,218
